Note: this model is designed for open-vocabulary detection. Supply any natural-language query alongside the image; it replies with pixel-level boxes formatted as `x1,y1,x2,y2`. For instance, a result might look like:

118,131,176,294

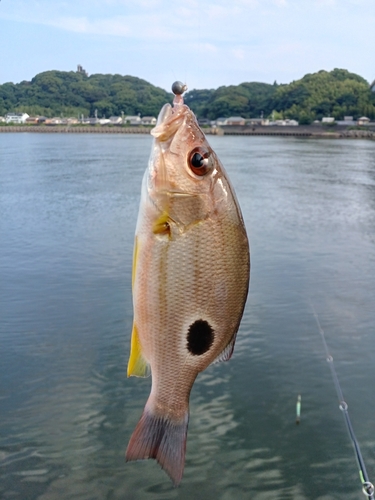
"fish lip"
151,102,190,143
155,103,173,127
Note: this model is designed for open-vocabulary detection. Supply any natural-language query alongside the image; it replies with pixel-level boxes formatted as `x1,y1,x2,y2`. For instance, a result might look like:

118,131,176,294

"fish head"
145,101,235,232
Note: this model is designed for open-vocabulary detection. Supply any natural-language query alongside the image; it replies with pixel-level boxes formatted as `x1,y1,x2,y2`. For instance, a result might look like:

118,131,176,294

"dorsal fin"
132,236,139,290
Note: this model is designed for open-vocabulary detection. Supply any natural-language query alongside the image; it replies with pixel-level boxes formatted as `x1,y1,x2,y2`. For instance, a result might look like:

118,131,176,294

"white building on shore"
357,116,370,126
141,116,157,125
6,113,30,124
124,115,141,125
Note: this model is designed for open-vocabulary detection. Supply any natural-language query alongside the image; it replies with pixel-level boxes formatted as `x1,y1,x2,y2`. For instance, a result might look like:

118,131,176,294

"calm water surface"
1,133,375,500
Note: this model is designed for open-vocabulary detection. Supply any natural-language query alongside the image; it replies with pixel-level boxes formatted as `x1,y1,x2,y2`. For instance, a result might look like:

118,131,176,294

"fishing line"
310,302,374,499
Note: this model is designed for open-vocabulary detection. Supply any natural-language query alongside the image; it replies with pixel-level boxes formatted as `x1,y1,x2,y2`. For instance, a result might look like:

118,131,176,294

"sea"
1,132,375,500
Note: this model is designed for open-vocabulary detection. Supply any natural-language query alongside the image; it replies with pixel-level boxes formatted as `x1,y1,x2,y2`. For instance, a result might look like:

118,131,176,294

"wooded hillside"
0,71,172,118
1,68,374,123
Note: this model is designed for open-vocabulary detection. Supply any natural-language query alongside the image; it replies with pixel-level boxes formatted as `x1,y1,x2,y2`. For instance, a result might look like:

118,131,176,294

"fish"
126,83,250,486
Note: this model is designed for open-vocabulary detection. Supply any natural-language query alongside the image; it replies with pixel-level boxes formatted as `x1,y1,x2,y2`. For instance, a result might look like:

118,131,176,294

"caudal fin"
126,408,189,486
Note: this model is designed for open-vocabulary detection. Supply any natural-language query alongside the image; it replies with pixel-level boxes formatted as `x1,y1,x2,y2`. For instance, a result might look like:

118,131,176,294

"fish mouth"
147,101,191,194
155,103,173,127
151,102,190,143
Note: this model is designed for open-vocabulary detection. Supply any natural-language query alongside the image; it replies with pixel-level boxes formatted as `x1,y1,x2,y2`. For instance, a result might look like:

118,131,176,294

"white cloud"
234,0,259,5
232,48,246,60
200,43,219,53
314,0,336,5
206,4,230,18
52,16,91,33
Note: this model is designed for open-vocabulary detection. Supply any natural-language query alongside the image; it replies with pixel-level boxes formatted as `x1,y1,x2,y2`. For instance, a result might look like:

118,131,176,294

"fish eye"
188,147,212,176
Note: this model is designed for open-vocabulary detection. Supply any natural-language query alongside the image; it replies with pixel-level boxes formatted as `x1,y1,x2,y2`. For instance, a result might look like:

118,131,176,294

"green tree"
0,70,171,118
1,67,374,123
271,69,373,121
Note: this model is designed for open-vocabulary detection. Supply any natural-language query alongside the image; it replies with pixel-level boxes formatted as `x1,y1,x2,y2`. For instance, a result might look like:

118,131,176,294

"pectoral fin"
152,211,171,237
212,333,237,364
127,323,150,377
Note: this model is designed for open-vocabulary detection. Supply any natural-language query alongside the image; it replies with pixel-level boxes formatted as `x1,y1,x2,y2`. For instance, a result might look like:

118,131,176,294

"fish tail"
126,406,189,486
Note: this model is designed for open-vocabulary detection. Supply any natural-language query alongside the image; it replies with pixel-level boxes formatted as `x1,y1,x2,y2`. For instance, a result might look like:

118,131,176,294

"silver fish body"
126,96,250,485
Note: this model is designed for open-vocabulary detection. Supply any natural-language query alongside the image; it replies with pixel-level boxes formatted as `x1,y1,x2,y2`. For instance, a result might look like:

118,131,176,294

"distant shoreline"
219,125,375,139
0,125,374,140
0,126,152,134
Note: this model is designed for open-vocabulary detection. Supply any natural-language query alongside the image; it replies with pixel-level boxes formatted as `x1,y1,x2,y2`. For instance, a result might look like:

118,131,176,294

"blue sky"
1,0,374,91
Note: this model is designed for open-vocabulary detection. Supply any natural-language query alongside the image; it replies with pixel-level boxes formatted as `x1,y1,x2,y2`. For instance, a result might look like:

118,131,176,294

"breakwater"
219,125,375,139
1,125,374,139
0,126,151,134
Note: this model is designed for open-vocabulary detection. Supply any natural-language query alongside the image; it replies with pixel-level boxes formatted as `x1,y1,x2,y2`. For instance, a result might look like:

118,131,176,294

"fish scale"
126,87,250,485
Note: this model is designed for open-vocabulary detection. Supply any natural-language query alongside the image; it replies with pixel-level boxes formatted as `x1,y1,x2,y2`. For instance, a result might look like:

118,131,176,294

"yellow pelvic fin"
152,211,171,236
127,323,150,377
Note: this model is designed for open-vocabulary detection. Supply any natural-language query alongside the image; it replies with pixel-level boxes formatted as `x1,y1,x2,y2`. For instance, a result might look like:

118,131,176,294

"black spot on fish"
187,320,214,355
